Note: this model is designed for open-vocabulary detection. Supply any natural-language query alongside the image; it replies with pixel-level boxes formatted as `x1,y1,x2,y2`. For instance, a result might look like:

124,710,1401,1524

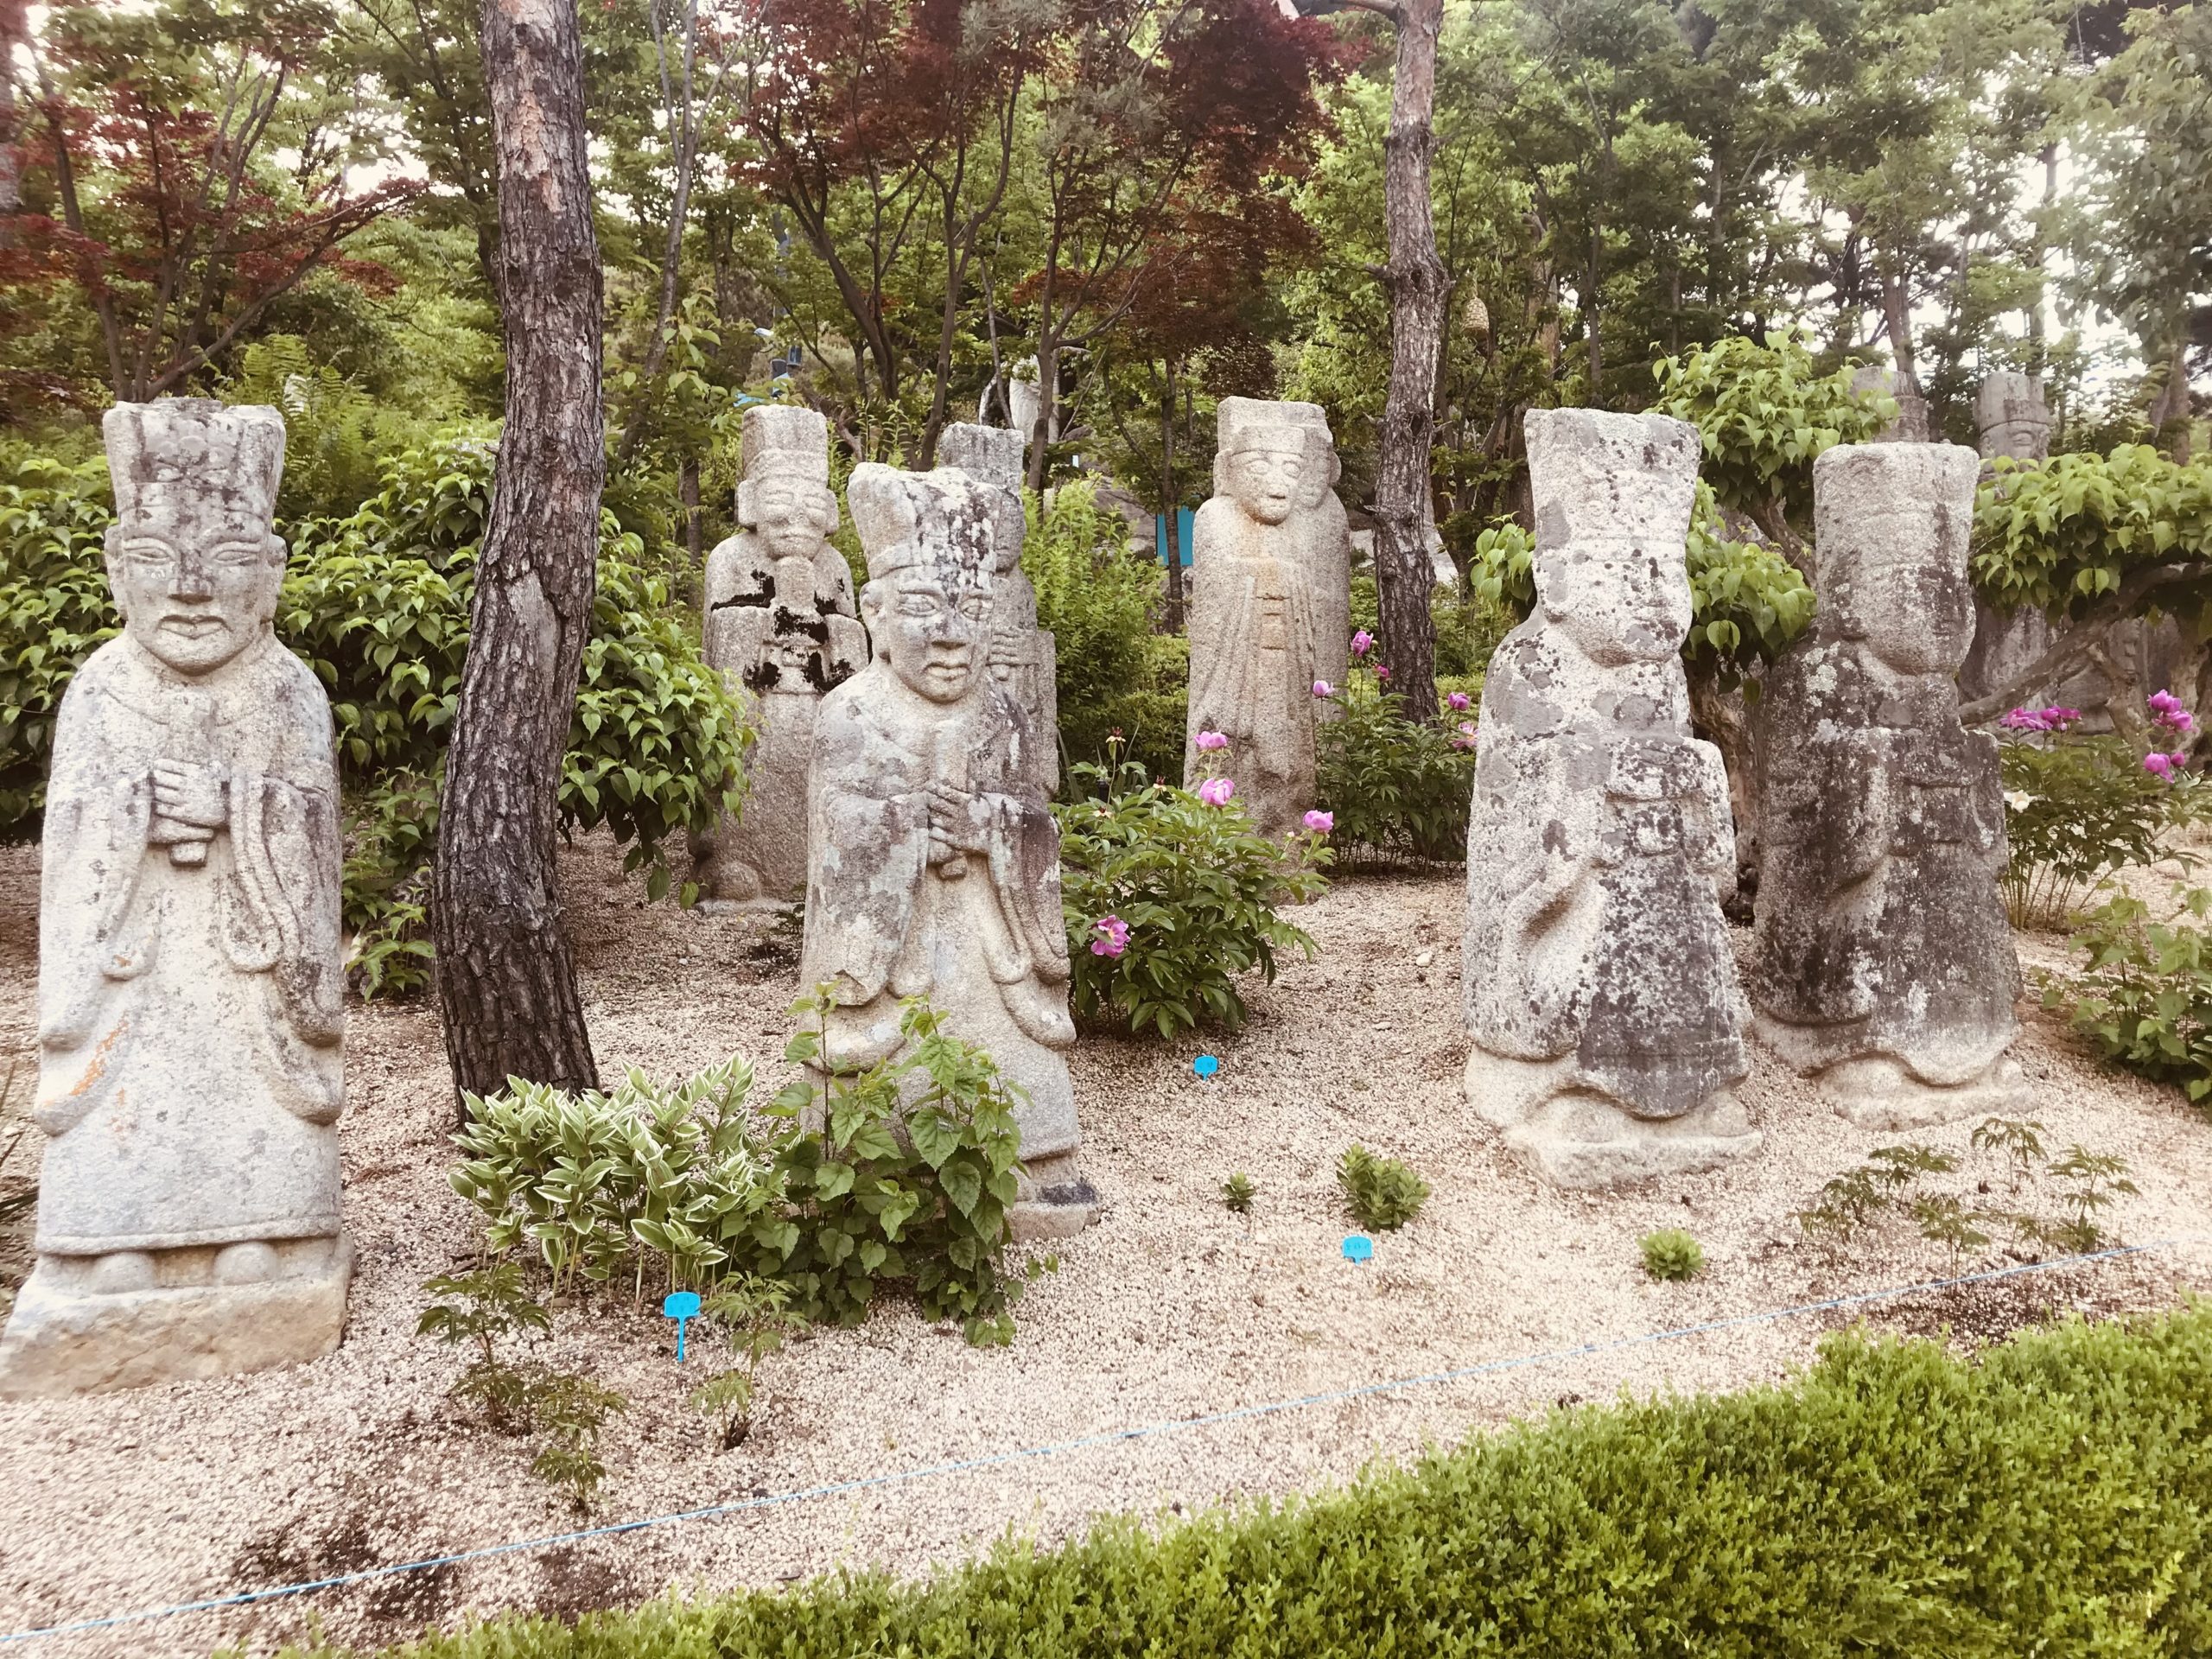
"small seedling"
1639,1228,1704,1281
1337,1144,1429,1231
1222,1173,1255,1214
691,1275,810,1450
1972,1117,2048,1190
1910,1193,1994,1271
529,1371,628,1513
2043,1145,2139,1251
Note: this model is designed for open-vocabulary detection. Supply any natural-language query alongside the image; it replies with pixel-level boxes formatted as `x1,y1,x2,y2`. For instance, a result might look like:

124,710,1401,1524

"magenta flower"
1303,810,1333,834
1312,679,1334,698
2000,705,2083,734
1451,720,1479,751
2145,751,2186,780
2150,690,2195,734
1195,729,1230,753
1198,777,1236,806
1351,629,1373,657
1090,914,1130,957
1373,663,1391,682
1446,691,1470,711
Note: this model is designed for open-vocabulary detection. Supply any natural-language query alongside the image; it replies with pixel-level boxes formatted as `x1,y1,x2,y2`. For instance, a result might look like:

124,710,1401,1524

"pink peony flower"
1351,629,1373,657
1195,729,1230,752
2151,690,2195,734
2145,751,2186,780
1446,691,1470,711
1303,810,1333,834
1451,720,1479,751
1312,680,1334,698
1373,663,1391,682
1198,777,1236,806
2001,705,2083,734
1090,914,1129,957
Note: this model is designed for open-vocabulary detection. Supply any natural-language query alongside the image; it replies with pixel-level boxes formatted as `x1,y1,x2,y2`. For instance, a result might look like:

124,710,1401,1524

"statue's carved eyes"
897,594,943,618
122,537,263,569
957,594,986,621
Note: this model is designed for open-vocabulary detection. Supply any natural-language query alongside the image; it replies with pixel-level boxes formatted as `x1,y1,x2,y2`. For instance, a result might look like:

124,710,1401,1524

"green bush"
1337,1143,1428,1231
1314,659,1478,864
281,1306,2212,1659
1999,724,2207,926
1639,1228,1704,1281
2051,881,2212,1104
343,770,440,999
1971,445,2212,626
1054,758,1327,1039
0,454,116,834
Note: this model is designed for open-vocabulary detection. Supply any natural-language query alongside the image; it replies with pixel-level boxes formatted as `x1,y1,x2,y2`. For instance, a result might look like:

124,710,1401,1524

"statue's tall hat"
848,463,995,589
104,399,285,540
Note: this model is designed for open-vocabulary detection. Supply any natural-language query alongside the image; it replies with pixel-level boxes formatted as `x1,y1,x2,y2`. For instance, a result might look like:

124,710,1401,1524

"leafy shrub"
1314,659,1477,864
1337,1144,1428,1231
1221,1173,1255,1215
450,995,1046,1344
1798,1130,2139,1258
2050,882,2212,1103
343,770,439,998
2000,722,2208,926
281,1306,2212,1659
1639,1228,1704,1281
1971,445,2212,625
1054,756,1326,1039
0,454,116,834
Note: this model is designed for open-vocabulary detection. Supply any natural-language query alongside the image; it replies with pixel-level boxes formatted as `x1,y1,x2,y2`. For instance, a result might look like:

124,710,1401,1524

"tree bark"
0,0,25,238
434,0,604,1103
1370,0,1446,720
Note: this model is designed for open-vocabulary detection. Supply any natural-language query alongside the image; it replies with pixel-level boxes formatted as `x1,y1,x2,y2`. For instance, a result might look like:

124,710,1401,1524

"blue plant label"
664,1290,702,1362
1342,1234,1375,1264
1192,1054,1221,1078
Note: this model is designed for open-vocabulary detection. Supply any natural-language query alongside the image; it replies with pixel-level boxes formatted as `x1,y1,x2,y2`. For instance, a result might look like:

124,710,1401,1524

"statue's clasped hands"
149,760,227,865
925,779,991,872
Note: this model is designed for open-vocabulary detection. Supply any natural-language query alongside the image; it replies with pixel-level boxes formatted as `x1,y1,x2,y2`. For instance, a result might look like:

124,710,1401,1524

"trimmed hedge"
294,1306,2212,1657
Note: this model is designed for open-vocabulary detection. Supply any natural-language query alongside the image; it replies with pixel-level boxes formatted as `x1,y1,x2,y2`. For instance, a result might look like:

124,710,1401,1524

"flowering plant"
1197,777,1236,806
1194,729,1230,753
2000,705,2083,734
1313,645,1478,865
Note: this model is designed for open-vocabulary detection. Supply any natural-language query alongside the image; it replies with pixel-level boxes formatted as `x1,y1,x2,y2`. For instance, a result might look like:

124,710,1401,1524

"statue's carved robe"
1185,501,1319,836
35,634,343,1255
1465,626,1746,1120
799,672,1077,1160
1756,642,2017,1083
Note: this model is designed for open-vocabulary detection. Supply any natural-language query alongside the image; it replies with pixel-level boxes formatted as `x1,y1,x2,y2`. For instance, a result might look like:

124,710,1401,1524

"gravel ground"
1,833,2209,1659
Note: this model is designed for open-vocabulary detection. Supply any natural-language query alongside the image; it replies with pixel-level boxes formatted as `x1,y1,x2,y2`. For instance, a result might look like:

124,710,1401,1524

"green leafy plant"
1639,1228,1705,1281
527,1371,628,1515
690,1275,810,1450
2050,882,2212,1101
1796,1134,2139,1262
1221,1173,1255,1215
342,769,440,998
2042,1146,2141,1253
1337,1144,1428,1232
0,454,116,834
1314,658,1477,865
1055,755,1326,1039
2000,733,2206,926
1971,446,2212,629
1972,1117,2049,1190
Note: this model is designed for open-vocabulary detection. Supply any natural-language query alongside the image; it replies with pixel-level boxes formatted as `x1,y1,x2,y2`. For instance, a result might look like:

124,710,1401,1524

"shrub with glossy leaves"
0,454,117,834
1314,664,1476,864
1972,445,2212,626
1055,756,1327,1039
1337,1143,1428,1230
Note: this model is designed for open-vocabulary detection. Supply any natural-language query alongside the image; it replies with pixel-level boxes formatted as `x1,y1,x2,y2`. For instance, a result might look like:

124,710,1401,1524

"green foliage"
1336,1145,1428,1232
2050,883,2212,1104
1221,1173,1255,1215
1053,758,1326,1039
220,335,448,531
1314,664,1478,866
1797,1131,2139,1259
282,1306,2212,1659
690,1275,810,1450
1639,1228,1705,1281
525,1370,629,1515
0,455,117,834
1972,447,2212,628
2000,734,2207,926
343,770,440,998
1649,333,1898,538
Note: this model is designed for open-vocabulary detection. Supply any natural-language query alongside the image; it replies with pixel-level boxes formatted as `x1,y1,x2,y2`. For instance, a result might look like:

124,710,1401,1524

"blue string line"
0,1240,2162,1647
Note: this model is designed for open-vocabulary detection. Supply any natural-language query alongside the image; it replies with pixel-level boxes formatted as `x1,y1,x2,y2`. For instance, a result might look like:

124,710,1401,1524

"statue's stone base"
1751,1028,2028,1130
0,1236,352,1398
1465,1048,1761,1189
1009,1158,1098,1243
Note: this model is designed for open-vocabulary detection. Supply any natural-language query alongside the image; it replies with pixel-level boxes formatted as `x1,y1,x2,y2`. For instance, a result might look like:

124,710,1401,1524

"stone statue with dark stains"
693,405,868,906
938,422,1058,793
1185,398,1323,836
1281,400,1351,717
1751,442,2024,1127
1462,408,1758,1188
0,399,350,1396
798,463,1096,1240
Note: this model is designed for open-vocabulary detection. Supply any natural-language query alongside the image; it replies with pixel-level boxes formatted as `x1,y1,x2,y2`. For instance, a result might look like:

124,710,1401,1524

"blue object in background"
1154,509,1195,568
1192,1054,1221,1078
1342,1234,1375,1264
663,1290,702,1362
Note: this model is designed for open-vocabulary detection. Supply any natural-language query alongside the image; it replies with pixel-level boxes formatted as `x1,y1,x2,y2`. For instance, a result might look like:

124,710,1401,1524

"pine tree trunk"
434,0,604,1103
1370,0,1446,721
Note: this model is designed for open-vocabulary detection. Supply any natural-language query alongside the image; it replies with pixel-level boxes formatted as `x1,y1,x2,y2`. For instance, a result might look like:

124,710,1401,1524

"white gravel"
0,834,2208,1659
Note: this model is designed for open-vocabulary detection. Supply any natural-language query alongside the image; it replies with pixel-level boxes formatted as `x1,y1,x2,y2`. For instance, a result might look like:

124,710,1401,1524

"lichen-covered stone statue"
1281,400,1351,712
1185,398,1322,836
939,422,1058,793
797,463,1096,1239
693,406,868,906
1751,442,2023,1128
0,400,349,1396
1462,408,1758,1187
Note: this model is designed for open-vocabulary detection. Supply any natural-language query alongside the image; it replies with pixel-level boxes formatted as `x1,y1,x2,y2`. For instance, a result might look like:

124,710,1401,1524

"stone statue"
1974,370,2052,461
1462,408,1758,1188
939,422,1058,792
797,463,1096,1240
0,400,349,1396
694,405,868,906
1752,442,2024,1127
1185,398,1323,836
1280,400,1351,713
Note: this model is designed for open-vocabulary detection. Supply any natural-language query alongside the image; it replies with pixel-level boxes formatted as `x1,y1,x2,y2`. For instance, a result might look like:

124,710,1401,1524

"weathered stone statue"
1462,409,1758,1187
1974,370,2052,461
1751,442,2024,1127
939,422,1058,793
694,406,868,906
1185,398,1322,836
798,463,1095,1239
0,400,349,1396
1281,400,1351,711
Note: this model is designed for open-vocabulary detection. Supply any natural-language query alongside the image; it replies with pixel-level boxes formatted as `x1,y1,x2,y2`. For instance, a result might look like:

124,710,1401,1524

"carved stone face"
1836,533,1975,676
1539,547,1692,667
1225,447,1304,526
862,566,989,704
748,474,830,561
106,522,283,677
